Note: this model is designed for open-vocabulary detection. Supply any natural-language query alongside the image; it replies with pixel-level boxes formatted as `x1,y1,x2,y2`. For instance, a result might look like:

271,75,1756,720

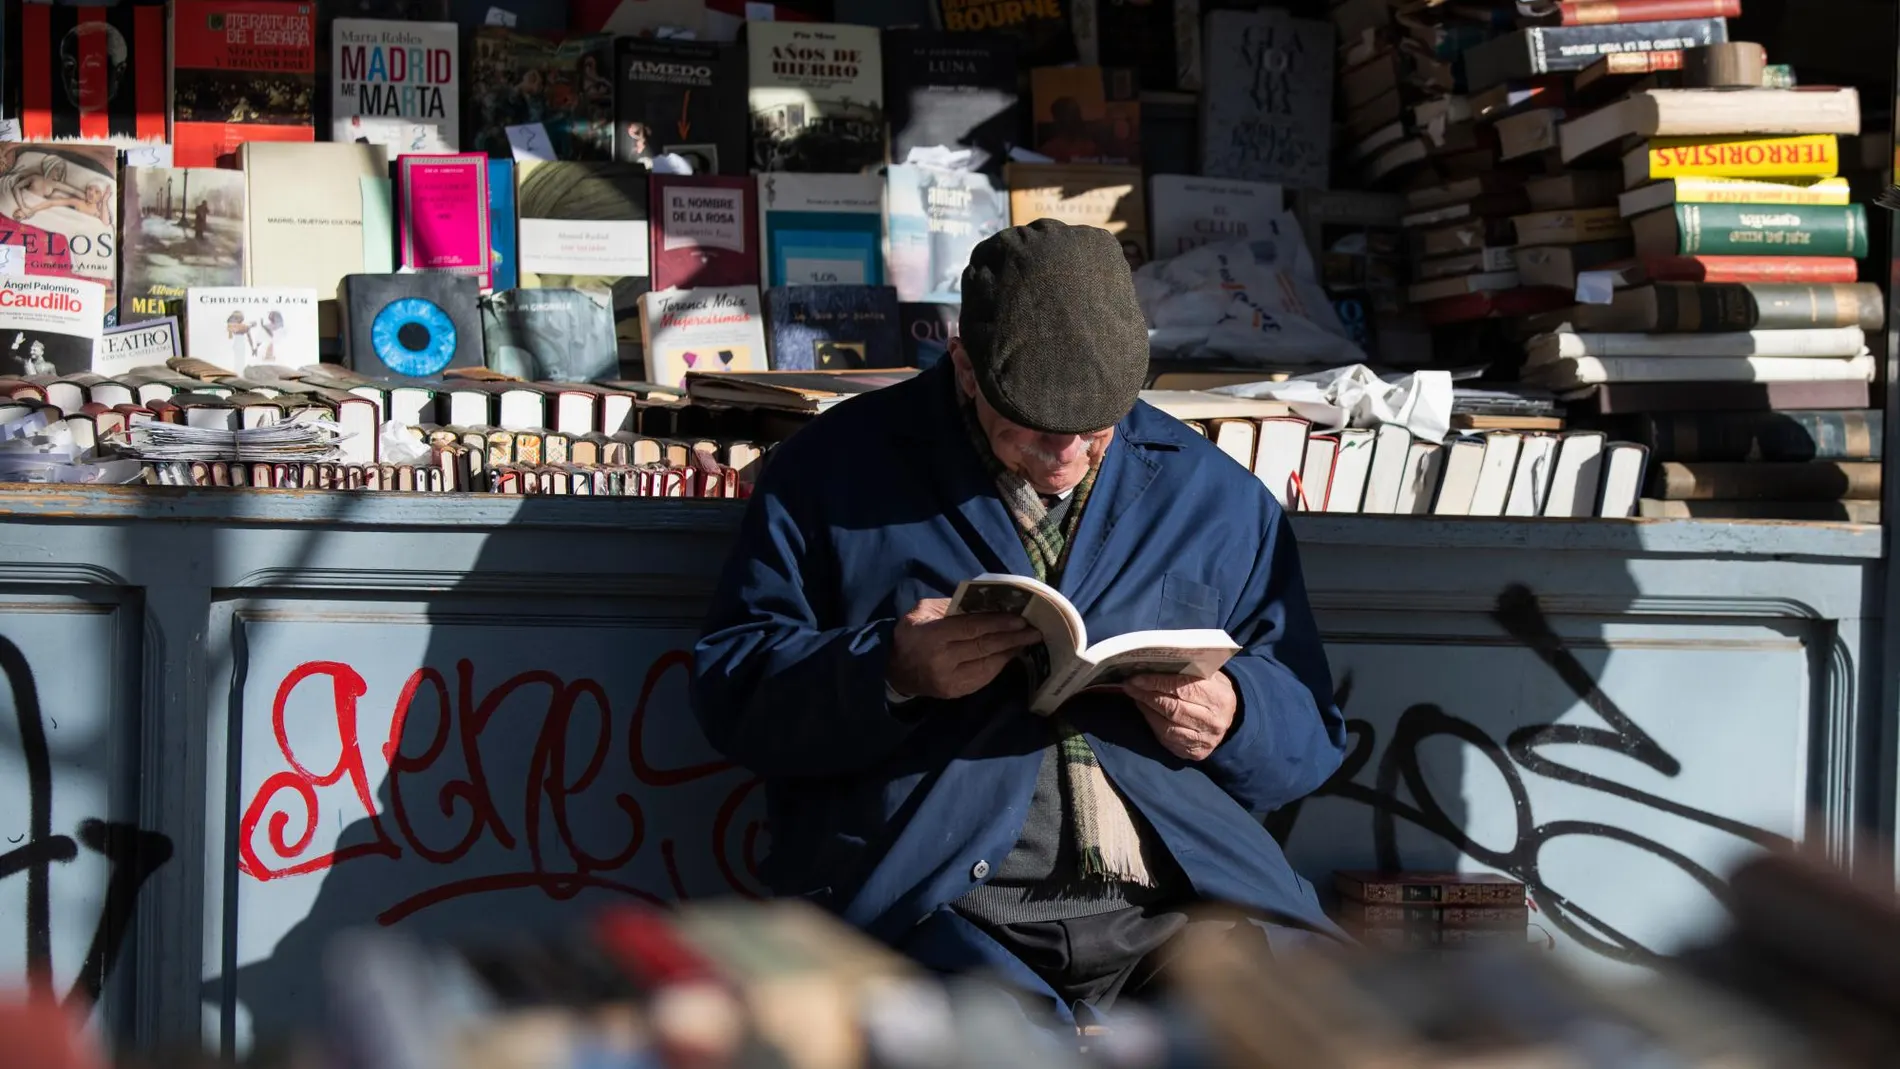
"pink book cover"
398,153,492,291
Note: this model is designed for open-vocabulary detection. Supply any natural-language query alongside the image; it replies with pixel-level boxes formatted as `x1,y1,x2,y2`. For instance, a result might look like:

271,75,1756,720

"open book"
948,573,1240,715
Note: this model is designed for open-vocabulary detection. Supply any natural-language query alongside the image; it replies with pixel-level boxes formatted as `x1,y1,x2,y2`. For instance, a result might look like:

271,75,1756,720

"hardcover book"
1150,175,1285,259
397,153,492,290
637,285,770,389
94,316,182,377
1462,18,1728,90
1622,134,1840,186
468,28,617,161
172,0,318,168
241,142,392,329
487,158,519,292
764,284,902,370
1629,203,1870,259
1641,254,1858,284
756,171,885,287
1642,409,1880,463
481,286,617,383
1565,282,1885,333
338,272,483,382
4,0,167,144
1201,8,1333,189
882,29,1022,178
1005,162,1149,269
332,17,460,154
614,37,747,175
184,285,320,371
120,165,248,324
649,174,760,291
885,164,1007,304
933,0,1075,68
0,143,120,325
516,160,651,343
0,276,105,377
746,21,885,173
1030,65,1140,165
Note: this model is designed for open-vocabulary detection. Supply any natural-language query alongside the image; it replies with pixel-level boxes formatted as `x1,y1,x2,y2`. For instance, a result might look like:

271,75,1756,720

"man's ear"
949,338,977,399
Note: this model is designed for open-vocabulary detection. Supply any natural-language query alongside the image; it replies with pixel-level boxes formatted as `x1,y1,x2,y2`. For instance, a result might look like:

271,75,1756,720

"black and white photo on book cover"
0,275,106,377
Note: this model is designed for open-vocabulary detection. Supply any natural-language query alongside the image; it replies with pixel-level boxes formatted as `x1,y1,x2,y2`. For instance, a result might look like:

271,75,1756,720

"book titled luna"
398,153,492,291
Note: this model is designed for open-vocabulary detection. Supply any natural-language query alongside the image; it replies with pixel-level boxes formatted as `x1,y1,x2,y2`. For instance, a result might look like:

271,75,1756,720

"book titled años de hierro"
746,21,885,173
332,18,461,154
0,277,105,378
949,573,1240,714
1200,8,1333,189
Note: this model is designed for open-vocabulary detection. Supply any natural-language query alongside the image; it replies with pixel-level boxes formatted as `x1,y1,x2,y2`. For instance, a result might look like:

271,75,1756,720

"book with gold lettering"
1005,162,1149,269
1629,203,1869,258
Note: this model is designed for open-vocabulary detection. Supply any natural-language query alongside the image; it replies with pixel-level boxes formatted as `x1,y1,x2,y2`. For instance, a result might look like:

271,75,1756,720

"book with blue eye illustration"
338,273,484,384
756,172,886,288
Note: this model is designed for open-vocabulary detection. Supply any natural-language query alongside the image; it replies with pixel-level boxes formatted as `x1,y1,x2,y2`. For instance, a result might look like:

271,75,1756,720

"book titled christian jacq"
333,18,460,154
184,286,320,372
0,276,105,378
172,0,318,169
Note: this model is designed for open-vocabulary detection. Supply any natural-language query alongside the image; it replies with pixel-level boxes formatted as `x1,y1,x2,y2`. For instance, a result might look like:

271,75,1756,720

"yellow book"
1619,175,1853,218
1622,135,1840,187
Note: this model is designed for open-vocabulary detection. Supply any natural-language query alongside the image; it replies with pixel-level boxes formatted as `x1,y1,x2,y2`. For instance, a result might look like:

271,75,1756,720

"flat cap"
959,219,1149,435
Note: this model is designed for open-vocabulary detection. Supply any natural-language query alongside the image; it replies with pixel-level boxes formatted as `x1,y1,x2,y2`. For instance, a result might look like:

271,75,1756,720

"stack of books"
1331,869,1530,951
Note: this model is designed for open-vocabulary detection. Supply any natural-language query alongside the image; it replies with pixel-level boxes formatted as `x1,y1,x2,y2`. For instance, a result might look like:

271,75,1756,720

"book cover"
1648,459,1880,501
120,165,247,324
934,0,1075,67
650,174,760,291
757,171,885,286
1201,8,1334,188
1624,134,1838,184
94,316,181,377
1150,175,1285,259
172,0,318,169
0,276,104,377
1641,254,1858,284
614,37,747,175
241,142,391,318
1632,202,1869,259
885,164,1007,303
397,153,491,290
338,272,483,382
0,143,120,325
1642,409,1880,463
487,157,518,292
746,21,885,173
468,28,617,161
1548,0,1741,26
4,0,167,144
638,285,770,389
184,285,320,371
481,286,617,382
1091,0,1197,91
1004,162,1148,269
1030,65,1140,165
516,160,651,342
1463,18,1728,89
332,18,459,154
882,29,1022,178
900,301,959,369
764,284,902,370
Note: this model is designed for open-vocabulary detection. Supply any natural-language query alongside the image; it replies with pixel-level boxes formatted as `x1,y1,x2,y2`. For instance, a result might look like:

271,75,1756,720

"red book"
1642,256,1861,284
11,2,168,143
1551,0,1741,25
171,1,317,169
648,174,760,291
1418,286,1572,326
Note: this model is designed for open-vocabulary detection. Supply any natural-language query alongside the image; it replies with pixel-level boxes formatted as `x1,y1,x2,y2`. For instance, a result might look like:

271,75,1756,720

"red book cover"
171,1,317,168
1555,0,1741,26
9,1,168,143
648,173,760,291
1419,286,1572,326
1642,255,1861,284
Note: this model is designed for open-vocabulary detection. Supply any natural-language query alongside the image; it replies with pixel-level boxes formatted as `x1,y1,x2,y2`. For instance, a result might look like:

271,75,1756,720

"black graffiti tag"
0,636,173,1009
1268,584,1789,965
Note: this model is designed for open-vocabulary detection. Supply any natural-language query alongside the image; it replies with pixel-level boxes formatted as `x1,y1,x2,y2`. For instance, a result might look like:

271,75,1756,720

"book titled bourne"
0,276,105,378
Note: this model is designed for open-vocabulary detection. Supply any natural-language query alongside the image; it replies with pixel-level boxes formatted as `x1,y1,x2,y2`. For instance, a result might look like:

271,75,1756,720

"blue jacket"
691,362,1349,1012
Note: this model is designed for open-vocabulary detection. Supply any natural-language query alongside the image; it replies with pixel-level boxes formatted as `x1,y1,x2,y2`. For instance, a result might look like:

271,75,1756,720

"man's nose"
1037,434,1088,462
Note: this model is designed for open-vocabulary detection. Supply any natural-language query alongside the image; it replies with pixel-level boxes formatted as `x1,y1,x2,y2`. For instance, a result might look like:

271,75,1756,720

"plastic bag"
1215,365,1454,443
1135,234,1366,367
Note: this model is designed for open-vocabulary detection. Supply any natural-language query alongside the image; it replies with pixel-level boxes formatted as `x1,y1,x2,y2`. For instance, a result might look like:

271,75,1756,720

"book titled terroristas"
5,0,167,144
120,165,249,324
747,21,885,173
885,164,1006,304
614,37,748,175
172,0,319,169
332,17,460,154
0,143,121,325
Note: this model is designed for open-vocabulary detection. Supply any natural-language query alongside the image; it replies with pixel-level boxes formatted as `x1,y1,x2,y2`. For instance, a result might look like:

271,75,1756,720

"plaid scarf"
959,398,1155,887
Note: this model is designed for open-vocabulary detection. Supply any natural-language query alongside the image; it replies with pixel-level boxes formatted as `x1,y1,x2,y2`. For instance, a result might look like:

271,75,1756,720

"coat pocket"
1156,573,1224,630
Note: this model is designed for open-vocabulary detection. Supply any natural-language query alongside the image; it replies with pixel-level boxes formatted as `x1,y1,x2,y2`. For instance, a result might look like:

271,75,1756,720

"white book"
1395,441,1444,514
1432,438,1486,516
1150,175,1285,259
948,573,1240,715
1526,326,1867,363
1252,416,1311,509
1531,353,1877,389
332,19,460,154
1469,432,1522,517
1597,442,1649,518
1325,428,1376,512
1503,433,1558,517
1543,431,1607,518
1559,87,1861,162
1297,434,1339,513
637,286,770,391
1360,423,1415,514
0,276,105,379
183,287,321,373
1209,418,1260,470
756,172,887,286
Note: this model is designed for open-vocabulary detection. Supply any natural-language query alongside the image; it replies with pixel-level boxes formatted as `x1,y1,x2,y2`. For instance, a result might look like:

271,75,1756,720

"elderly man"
692,220,1348,1024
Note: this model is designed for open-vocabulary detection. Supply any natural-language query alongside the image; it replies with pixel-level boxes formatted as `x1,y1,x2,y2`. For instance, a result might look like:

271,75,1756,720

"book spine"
1669,176,1853,206
1644,409,1882,462
1640,135,1840,180
1642,254,1860,283
1649,460,1882,500
1673,203,1869,258
1653,282,1884,330
1528,19,1728,74
1597,48,1684,75
1557,0,1739,24
1343,903,1531,928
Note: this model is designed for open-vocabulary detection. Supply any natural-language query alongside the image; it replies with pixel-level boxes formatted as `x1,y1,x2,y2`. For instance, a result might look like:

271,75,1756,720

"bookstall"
0,0,1893,1062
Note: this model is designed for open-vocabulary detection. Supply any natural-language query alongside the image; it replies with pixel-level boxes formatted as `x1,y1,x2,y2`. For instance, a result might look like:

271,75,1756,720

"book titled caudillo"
949,573,1240,714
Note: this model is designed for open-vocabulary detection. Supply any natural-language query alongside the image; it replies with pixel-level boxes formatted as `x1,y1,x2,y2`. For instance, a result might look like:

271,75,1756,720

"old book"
1561,87,1861,162
0,276,105,377
5,0,167,144
1005,163,1149,268
338,273,483,383
172,0,317,168
120,166,248,324
1404,174,1528,213
756,172,885,287
1528,0,1741,25
1419,287,1574,326
1641,409,1881,462
1598,441,1651,517
882,29,1022,179
1030,65,1140,165
1512,207,1629,246
1648,459,1880,501
746,21,885,173
95,318,181,378
1643,254,1859,283
1564,282,1885,332
467,28,616,161
649,174,760,291
637,285,770,389
1337,901,1531,929
1638,498,1879,521
1334,871,1525,905
1623,134,1840,185
763,285,902,370
1523,171,1625,211
1407,271,1522,305
0,143,120,324
1462,18,1729,90
1529,353,1877,390
1634,202,1869,261
183,286,320,373
949,572,1239,715
1528,325,1868,361
885,165,1006,304
614,37,747,175
517,160,652,344
482,287,617,382
241,142,392,334
1201,8,1334,188
486,158,519,293
1542,430,1607,517
396,153,491,291
1620,175,1853,217
1495,107,1570,160
332,18,458,154
1149,175,1283,260
680,368,917,414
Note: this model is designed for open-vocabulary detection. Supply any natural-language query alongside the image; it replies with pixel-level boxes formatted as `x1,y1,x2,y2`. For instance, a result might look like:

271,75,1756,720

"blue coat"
691,362,1350,1015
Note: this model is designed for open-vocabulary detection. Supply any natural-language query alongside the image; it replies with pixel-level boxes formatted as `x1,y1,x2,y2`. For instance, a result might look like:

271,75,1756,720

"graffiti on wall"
0,636,173,1009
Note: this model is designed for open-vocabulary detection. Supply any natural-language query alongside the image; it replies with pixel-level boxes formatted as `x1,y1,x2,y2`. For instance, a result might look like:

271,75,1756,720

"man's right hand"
886,597,1043,701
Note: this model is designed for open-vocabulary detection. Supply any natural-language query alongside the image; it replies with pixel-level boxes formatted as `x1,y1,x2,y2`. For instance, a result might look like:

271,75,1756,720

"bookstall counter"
0,485,1881,1056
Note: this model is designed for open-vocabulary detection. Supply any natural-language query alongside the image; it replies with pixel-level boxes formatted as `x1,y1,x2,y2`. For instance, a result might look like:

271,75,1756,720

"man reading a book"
694,219,1348,1027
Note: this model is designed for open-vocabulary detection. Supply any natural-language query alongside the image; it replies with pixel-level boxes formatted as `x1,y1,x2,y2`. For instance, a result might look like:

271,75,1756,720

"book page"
1034,628,1241,714
948,573,1086,700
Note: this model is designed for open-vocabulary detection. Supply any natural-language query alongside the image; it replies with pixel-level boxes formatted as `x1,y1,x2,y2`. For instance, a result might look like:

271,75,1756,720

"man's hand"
887,598,1044,700
1125,671,1238,761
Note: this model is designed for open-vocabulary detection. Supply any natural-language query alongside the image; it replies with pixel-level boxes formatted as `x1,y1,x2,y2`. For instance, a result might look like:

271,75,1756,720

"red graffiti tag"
237,651,765,924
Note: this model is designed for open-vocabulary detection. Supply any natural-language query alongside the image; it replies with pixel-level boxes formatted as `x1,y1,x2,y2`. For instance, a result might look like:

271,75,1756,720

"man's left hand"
1124,671,1237,762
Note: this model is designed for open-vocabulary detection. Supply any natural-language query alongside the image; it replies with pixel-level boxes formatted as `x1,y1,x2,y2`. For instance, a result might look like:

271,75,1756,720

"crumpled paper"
1214,364,1454,443
378,420,433,464
647,152,696,175
1135,236,1366,367
904,146,977,169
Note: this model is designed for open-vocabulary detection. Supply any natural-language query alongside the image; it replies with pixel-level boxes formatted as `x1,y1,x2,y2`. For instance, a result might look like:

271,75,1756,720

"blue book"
487,158,519,293
765,285,903,371
757,173,886,288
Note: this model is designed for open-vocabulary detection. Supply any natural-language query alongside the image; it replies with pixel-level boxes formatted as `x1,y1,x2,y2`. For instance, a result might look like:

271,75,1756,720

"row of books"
1331,869,1530,951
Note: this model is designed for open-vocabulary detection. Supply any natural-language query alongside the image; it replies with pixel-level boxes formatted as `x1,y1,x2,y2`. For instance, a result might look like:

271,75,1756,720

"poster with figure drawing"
0,144,120,325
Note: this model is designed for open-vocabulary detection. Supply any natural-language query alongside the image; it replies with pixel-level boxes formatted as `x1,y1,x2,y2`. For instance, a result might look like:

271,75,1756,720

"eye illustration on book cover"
373,296,462,377
0,143,120,323
120,167,247,323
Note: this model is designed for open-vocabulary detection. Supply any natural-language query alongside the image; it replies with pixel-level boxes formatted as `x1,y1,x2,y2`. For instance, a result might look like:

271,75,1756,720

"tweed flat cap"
959,219,1149,434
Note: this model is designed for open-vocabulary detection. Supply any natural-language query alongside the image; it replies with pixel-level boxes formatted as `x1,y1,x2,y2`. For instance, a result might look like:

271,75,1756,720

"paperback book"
0,276,105,378
1030,65,1140,165
882,29,1022,177
764,284,901,370
468,28,617,161
757,172,885,287
120,166,249,324
172,0,319,168
649,174,760,291
746,21,885,173
516,161,651,343
481,287,618,383
5,0,168,144
184,286,321,372
885,165,1007,304
332,18,460,154
94,317,182,378
339,272,484,382
637,285,770,390
614,37,748,175
0,143,120,324
1200,8,1333,188
397,153,492,290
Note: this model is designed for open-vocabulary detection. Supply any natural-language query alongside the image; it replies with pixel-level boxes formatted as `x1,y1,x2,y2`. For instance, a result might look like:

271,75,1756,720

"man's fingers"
931,611,1033,641
948,627,1044,660
945,649,1023,697
905,597,953,623
1125,673,1200,695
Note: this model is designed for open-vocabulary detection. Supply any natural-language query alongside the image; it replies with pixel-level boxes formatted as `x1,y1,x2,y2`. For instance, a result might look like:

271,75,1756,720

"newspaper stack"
117,420,346,464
